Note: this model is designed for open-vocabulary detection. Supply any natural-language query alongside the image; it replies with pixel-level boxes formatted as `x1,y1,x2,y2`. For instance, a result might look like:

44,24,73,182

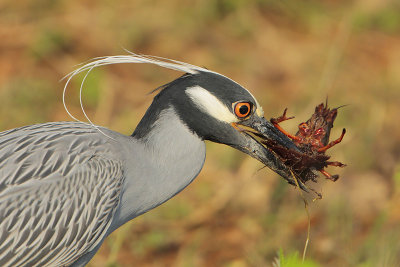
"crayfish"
264,101,346,185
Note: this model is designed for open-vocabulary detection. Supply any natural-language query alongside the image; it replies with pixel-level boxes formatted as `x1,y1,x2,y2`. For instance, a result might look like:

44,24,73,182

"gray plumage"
0,54,300,266
0,123,124,266
0,111,205,266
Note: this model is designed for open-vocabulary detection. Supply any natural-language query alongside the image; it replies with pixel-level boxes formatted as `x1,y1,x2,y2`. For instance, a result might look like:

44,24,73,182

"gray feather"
0,122,125,267
0,106,207,266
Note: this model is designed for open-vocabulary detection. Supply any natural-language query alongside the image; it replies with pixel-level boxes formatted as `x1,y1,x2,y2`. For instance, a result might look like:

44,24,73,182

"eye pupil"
239,105,249,115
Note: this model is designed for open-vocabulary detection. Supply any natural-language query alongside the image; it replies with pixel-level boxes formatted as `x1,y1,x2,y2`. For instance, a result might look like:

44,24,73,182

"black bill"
235,115,309,191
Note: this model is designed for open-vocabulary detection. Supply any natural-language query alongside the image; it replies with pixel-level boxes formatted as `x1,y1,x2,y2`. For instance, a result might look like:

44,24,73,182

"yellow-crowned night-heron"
0,54,299,266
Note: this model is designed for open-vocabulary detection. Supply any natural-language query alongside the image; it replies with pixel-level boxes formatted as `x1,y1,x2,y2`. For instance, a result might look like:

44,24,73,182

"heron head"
66,54,301,187
144,70,301,187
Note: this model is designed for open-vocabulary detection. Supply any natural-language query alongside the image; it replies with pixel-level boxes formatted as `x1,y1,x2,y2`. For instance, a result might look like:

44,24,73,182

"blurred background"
1,0,400,266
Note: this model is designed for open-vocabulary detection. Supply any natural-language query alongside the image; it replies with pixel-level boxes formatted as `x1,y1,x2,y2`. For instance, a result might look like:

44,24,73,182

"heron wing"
0,122,125,266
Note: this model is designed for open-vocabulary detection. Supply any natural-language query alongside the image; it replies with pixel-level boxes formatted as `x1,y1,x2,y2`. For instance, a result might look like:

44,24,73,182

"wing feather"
0,122,126,266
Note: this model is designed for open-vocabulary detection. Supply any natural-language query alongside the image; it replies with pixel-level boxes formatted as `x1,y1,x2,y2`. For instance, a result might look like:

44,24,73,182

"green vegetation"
274,250,320,267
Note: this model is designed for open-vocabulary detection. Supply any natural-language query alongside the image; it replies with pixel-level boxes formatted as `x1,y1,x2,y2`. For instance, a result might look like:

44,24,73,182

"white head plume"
62,53,212,138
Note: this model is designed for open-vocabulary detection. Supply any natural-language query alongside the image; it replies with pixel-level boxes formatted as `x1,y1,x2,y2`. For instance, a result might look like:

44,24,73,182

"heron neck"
110,107,206,232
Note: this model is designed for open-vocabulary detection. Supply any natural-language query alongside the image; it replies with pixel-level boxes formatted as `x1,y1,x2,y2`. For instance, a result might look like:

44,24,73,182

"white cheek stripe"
185,86,238,123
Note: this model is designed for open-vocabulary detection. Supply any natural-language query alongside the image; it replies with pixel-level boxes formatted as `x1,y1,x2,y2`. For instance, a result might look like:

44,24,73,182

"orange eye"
234,102,252,118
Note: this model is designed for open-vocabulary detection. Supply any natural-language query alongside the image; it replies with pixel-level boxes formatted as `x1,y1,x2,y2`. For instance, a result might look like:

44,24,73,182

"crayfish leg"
270,108,300,141
270,108,295,124
326,161,346,167
319,169,339,181
318,128,346,153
